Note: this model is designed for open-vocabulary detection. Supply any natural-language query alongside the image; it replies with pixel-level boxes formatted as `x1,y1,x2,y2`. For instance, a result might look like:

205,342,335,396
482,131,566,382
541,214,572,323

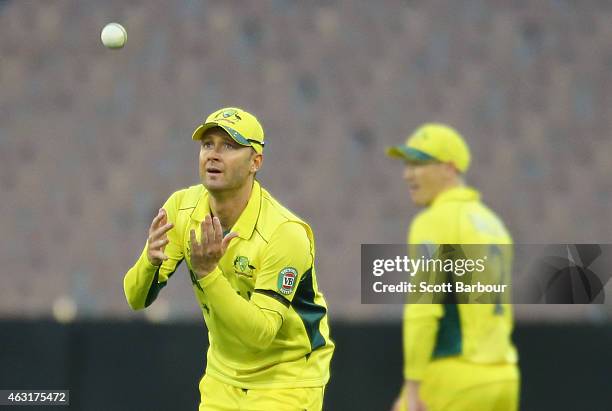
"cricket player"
386,124,520,411
124,107,334,411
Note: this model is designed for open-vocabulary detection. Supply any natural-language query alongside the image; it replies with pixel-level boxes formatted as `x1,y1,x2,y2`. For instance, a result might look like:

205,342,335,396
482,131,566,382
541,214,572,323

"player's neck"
440,179,464,194
430,178,465,204
209,180,254,232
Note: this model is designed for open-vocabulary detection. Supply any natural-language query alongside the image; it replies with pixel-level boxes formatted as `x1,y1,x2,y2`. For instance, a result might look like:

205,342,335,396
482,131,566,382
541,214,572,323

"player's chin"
409,191,427,206
202,176,226,190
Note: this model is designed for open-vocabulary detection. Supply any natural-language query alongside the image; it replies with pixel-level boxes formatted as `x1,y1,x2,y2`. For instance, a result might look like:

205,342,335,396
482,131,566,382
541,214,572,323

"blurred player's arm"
124,194,184,310
195,221,312,351
391,304,442,411
403,304,442,380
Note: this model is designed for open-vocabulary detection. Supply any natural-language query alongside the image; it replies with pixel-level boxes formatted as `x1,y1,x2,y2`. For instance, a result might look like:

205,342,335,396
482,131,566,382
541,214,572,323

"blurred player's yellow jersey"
404,186,518,380
124,181,334,389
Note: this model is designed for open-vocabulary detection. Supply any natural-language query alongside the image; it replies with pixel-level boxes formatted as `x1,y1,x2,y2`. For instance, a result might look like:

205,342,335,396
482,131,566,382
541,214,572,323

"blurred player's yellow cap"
192,107,265,154
386,123,471,173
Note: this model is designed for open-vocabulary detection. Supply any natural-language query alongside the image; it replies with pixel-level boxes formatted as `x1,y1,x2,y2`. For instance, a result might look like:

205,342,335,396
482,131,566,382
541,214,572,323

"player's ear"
442,162,457,175
250,152,263,173
442,163,462,182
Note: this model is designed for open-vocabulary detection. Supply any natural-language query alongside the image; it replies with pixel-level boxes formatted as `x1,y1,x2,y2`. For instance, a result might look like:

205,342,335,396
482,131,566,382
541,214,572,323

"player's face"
403,161,454,206
199,128,262,193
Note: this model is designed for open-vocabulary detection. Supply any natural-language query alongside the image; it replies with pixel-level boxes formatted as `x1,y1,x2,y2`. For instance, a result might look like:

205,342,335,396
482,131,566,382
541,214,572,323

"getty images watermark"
361,244,612,304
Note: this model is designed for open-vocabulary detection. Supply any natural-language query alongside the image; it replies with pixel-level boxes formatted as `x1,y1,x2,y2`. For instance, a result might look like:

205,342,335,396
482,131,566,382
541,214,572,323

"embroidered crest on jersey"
233,255,255,277
277,267,298,295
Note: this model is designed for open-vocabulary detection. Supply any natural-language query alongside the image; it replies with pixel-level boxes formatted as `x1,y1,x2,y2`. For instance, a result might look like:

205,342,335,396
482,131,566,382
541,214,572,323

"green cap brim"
192,123,252,146
385,145,438,162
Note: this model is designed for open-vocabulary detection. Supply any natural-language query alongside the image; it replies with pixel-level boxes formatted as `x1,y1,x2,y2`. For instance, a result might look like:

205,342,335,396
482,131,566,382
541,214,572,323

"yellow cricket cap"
192,107,265,154
385,123,471,173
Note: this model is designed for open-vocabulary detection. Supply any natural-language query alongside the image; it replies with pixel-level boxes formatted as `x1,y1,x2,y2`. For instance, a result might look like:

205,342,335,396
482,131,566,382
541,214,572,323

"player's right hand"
146,208,174,266
390,393,407,411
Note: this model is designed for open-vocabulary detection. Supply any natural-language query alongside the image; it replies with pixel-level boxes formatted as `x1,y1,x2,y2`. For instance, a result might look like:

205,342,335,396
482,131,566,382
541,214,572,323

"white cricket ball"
101,22,127,49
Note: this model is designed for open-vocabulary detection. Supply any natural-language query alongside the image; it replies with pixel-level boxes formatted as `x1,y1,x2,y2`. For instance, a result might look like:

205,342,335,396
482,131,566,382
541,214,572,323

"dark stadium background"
1,1,611,410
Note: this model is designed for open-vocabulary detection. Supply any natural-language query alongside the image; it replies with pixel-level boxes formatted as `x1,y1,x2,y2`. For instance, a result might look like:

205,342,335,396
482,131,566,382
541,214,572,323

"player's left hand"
190,215,238,278
406,380,427,411
390,381,427,411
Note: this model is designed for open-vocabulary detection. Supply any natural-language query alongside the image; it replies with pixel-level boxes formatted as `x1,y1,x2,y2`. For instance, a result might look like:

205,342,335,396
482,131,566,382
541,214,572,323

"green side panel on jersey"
432,303,463,358
145,259,183,307
292,267,327,351
145,268,166,307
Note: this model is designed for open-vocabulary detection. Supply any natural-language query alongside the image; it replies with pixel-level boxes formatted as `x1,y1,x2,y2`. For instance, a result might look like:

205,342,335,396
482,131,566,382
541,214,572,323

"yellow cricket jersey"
403,186,518,381
124,181,334,389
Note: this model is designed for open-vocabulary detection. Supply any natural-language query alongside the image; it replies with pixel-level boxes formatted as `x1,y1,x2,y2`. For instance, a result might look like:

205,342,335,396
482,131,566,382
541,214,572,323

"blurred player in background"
124,107,334,411
386,124,519,411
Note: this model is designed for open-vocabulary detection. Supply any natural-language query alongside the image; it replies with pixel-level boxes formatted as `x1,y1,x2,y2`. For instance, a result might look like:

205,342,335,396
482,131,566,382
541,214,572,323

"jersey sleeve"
252,222,313,308
403,304,443,380
123,192,184,310
403,213,446,381
195,221,312,351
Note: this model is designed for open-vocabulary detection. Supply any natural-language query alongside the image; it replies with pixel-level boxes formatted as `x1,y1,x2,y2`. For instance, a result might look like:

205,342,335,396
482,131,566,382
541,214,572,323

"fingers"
188,217,236,276
201,215,223,245
221,231,239,252
147,209,171,265
212,216,223,243
200,217,209,245
149,237,170,250
200,216,208,245
149,210,172,240
194,215,238,249
197,216,232,255
190,228,199,250
149,249,168,262
149,208,166,230
149,222,174,241
206,215,216,244
149,209,172,241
